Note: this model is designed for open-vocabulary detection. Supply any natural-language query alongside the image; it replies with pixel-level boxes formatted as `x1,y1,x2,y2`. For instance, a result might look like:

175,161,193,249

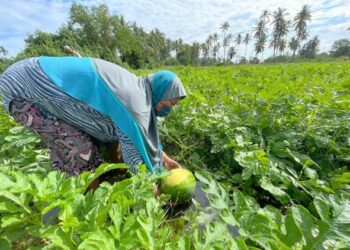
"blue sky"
0,0,349,58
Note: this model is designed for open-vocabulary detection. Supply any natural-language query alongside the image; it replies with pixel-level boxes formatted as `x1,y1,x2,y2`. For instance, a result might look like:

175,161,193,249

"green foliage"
0,163,170,249
11,3,202,69
158,62,350,248
299,36,320,59
1,62,350,249
0,46,13,74
330,39,350,58
0,107,50,175
231,189,350,249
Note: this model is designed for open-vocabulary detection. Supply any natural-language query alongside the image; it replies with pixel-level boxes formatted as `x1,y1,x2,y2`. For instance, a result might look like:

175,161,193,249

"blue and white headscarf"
38,57,187,173
148,70,186,117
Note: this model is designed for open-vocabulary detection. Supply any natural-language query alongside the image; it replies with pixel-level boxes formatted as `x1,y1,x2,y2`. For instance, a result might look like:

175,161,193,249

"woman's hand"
163,151,181,170
153,153,181,199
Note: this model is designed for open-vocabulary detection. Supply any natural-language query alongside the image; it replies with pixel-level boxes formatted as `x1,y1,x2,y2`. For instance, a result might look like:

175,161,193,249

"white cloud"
0,0,349,57
328,22,350,32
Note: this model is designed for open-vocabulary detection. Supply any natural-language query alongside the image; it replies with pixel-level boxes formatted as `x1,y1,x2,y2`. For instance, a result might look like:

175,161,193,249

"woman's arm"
162,151,181,170
64,45,82,57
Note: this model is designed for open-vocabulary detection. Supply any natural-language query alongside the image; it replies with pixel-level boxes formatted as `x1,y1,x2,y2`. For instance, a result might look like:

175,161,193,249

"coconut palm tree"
278,21,290,55
223,34,233,62
227,34,233,43
205,35,213,55
289,37,299,59
278,39,287,56
255,34,267,62
254,20,266,38
235,33,242,63
270,7,289,57
243,33,250,60
300,36,319,58
220,22,230,61
149,28,169,62
293,5,311,43
223,37,230,62
227,46,236,62
201,43,209,58
0,46,7,57
212,33,219,43
172,39,182,58
270,35,279,58
260,10,270,22
212,33,220,60
217,43,221,61
212,44,219,61
310,36,320,49
220,21,230,34
191,42,201,65
254,17,268,62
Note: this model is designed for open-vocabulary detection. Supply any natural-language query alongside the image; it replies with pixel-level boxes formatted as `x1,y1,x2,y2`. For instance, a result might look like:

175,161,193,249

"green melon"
160,168,196,204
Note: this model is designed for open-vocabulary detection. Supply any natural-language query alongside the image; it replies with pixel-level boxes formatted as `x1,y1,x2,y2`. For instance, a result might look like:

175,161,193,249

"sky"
0,0,349,58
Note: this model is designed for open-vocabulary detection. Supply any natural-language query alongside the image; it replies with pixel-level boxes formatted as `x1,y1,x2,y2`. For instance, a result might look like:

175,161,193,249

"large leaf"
260,177,291,204
234,149,270,180
291,195,350,249
78,230,115,250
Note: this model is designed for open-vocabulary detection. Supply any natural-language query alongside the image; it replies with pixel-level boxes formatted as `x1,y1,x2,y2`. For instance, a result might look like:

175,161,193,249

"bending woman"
0,57,186,176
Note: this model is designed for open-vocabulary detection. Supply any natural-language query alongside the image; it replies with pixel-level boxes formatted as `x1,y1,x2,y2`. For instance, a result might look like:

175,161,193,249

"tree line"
203,5,336,63
0,3,349,70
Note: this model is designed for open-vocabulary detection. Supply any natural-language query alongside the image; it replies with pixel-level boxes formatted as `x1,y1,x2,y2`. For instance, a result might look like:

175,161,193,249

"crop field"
0,62,350,249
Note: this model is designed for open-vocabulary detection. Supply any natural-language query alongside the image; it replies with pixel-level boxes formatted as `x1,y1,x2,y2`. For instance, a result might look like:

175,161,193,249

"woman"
0,56,186,176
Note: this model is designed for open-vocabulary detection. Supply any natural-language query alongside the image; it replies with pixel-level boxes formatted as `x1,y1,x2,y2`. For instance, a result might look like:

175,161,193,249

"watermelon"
160,168,196,204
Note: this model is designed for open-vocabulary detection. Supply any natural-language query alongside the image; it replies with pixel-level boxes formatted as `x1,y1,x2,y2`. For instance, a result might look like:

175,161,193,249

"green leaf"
1,214,23,227
291,196,350,249
232,238,249,250
290,205,315,247
220,208,238,226
119,216,141,249
194,171,212,185
0,238,11,250
82,163,129,190
42,225,76,250
58,203,80,230
234,149,270,179
0,191,31,213
260,177,290,204
107,203,124,240
300,179,334,194
173,236,191,250
0,200,23,213
0,172,14,190
330,172,350,190
232,190,259,219
241,213,290,250
78,230,115,250
281,210,303,247
136,216,154,250
287,150,320,169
